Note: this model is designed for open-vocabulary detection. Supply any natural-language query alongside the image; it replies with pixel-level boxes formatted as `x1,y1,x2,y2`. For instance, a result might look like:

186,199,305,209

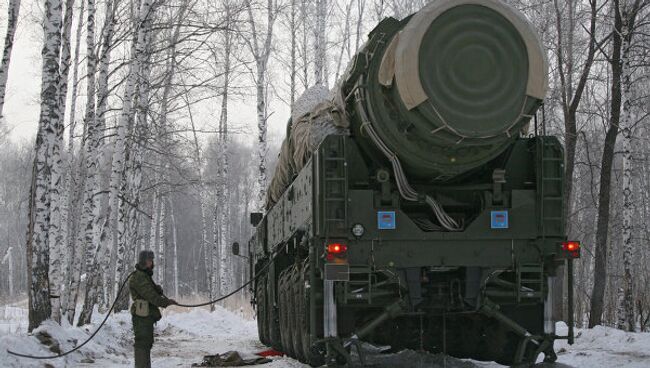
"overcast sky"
1,0,289,150
2,0,42,142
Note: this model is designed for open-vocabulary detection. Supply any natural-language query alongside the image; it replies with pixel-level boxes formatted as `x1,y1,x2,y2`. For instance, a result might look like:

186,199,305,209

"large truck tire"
256,274,269,345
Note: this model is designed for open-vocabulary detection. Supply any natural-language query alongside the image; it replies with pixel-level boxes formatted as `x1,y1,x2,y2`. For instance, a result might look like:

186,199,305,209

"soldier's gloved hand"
154,285,164,294
168,299,178,305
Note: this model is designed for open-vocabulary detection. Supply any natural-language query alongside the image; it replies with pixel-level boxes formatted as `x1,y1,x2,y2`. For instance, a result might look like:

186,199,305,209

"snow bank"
552,322,650,368
0,311,132,368
2,303,650,368
158,307,257,338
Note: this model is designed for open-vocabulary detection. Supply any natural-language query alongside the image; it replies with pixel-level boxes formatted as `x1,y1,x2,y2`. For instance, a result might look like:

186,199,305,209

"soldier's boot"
134,347,151,368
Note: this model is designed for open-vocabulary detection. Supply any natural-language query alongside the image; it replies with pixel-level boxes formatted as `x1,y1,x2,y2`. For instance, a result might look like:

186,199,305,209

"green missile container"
345,0,548,181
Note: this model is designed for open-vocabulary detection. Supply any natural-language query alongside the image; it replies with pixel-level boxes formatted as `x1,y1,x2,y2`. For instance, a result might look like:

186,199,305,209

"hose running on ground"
7,260,272,360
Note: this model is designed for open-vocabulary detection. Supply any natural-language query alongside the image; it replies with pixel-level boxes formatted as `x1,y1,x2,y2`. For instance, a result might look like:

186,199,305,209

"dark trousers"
132,315,155,368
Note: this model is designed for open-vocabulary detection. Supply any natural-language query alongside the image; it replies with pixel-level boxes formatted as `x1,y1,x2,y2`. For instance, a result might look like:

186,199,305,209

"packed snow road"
2,303,650,367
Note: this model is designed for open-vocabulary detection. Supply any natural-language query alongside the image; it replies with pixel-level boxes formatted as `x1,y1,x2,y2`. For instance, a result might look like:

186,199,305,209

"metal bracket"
492,169,506,204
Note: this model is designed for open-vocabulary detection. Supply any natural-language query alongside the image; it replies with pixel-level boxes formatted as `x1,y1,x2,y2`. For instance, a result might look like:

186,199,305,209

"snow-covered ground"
1,301,649,368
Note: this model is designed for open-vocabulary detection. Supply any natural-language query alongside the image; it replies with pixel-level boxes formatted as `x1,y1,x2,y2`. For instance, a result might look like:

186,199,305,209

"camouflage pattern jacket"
129,264,171,321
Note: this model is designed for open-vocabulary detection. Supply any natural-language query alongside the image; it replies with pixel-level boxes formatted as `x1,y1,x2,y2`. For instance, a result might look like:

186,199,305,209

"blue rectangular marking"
491,210,509,229
377,211,396,230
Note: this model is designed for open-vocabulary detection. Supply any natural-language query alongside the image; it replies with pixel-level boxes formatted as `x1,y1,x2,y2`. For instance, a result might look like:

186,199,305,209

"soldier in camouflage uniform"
129,250,177,368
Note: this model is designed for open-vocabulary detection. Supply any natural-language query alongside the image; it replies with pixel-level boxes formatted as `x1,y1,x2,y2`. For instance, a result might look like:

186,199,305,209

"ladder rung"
521,279,542,283
520,271,542,275
543,177,562,181
544,197,563,201
520,265,543,271
325,198,345,201
520,292,543,298
519,270,542,274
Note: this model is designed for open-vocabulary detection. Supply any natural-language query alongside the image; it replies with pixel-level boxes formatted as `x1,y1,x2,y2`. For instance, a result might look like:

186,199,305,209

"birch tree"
553,0,598,231
76,0,102,326
169,198,179,297
244,0,281,208
217,0,234,298
288,0,298,107
616,5,636,332
114,0,157,303
211,203,220,309
590,0,646,328
157,192,166,286
313,0,327,86
48,0,76,324
62,0,86,322
26,0,63,332
95,0,117,307
2,247,14,298
188,102,212,297
0,0,21,120
299,0,309,89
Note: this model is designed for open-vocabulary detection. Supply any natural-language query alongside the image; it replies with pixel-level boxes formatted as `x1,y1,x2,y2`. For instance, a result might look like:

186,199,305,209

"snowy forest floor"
1,300,650,368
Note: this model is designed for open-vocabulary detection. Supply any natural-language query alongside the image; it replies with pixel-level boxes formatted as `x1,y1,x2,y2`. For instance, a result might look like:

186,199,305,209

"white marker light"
352,223,365,237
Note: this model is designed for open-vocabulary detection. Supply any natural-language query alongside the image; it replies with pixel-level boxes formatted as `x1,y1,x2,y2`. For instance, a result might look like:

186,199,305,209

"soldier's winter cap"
138,250,155,266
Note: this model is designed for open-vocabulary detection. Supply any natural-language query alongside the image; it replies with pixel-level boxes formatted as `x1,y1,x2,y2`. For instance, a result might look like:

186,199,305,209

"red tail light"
326,243,348,261
562,241,581,258
327,243,347,254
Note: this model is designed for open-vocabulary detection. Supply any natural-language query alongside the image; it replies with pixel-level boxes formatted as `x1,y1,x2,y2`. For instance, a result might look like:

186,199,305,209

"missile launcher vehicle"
238,0,581,366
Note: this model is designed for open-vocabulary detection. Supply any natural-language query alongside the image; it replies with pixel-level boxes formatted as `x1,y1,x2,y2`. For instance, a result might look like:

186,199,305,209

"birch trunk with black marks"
616,18,635,332
211,203,219,310
245,0,279,209
149,188,160,250
0,0,21,119
114,0,154,303
2,247,14,297
96,0,117,307
62,0,86,322
590,0,642,328
313,0,327,86
48,0,76,324
289,0,297,107
169,198,178,297
76,0,101,327
157,194,166,287
218,2,232,298
300,0,309,89
26,0,63,332
188,106,211,296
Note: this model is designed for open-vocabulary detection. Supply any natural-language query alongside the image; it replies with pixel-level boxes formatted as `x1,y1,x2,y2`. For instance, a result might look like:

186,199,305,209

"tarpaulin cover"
266,85,349,209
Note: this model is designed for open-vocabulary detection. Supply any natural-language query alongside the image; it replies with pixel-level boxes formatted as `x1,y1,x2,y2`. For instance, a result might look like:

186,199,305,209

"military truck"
238,0,580,366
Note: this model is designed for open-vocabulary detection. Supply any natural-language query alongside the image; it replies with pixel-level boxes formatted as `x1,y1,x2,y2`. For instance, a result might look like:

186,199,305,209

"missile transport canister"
352,0,547,180
246,1,578,367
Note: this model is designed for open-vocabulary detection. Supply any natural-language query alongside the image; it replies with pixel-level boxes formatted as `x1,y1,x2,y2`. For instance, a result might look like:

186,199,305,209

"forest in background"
0,0,649,334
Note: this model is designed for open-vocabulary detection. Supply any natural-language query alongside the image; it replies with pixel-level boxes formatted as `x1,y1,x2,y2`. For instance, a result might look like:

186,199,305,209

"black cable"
7,258,272,360
175,259,271,307
7,271,136,360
